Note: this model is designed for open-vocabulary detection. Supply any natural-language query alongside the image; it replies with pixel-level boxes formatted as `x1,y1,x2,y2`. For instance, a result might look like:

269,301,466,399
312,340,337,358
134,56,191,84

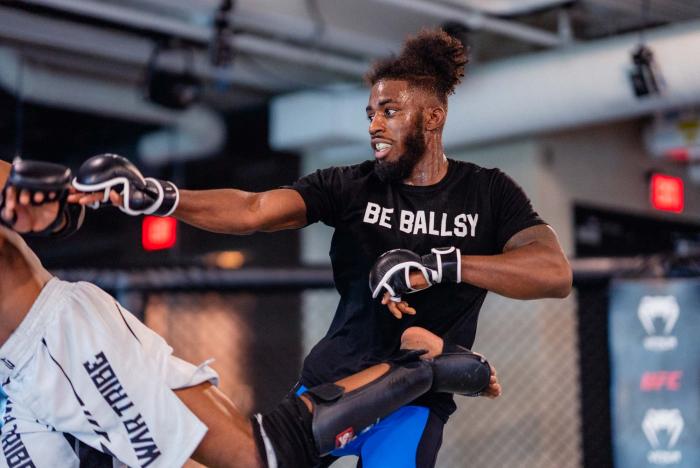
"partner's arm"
0,159,9,185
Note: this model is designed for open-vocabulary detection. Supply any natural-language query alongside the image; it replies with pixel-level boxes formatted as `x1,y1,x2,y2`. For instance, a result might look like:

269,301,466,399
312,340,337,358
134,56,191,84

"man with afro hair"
74,28,570,467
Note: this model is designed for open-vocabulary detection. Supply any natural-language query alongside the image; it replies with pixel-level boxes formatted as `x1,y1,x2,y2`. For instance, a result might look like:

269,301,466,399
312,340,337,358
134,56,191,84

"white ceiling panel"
0,0,699,113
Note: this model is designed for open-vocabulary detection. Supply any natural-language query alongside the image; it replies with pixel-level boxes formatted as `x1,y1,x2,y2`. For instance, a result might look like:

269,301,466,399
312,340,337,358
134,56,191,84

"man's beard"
374,116,426,183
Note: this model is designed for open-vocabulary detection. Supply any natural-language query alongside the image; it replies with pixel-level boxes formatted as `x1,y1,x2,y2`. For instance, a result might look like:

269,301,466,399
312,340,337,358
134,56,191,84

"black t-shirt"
291,159,544,421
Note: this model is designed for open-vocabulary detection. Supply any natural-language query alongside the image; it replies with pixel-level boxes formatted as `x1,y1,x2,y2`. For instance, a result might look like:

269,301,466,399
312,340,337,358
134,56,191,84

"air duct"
270,20,700,152
443,0,573,16
0,48,225,165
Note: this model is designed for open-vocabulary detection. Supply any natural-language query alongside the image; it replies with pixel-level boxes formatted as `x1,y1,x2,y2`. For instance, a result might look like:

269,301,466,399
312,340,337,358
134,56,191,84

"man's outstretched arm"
69,154,308,234
174,188,308,234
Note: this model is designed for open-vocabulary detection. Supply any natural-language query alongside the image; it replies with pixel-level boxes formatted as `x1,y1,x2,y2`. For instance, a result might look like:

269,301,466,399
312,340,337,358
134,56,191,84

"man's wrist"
422,247,461,284
52,211,68,233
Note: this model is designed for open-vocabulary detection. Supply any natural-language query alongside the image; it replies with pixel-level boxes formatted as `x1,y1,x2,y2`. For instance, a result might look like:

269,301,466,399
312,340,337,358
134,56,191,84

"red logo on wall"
640,371,683,392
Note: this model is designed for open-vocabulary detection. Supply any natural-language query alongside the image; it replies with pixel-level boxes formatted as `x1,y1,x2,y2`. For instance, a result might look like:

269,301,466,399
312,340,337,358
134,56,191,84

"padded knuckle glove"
1,158,83,237
369,247,462,302
369,249,428,302
73,153,179,217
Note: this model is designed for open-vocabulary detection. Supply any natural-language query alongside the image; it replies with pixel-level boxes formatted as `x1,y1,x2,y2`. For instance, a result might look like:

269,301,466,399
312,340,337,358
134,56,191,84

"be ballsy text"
363,202,478,238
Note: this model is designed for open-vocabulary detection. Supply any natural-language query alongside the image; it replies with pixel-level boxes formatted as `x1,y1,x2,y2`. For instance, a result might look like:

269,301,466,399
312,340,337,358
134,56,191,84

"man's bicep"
257,188,309,231
503,224,562,253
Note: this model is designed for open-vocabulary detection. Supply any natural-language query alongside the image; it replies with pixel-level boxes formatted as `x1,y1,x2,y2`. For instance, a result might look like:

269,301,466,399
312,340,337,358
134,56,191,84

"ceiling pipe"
231,9,391,58
0,48,225,165
270,20,700,152
234,34,367,77
446,0,573,17
0,7,287,92
129,0,391,59
374,0,566,47
19,0,368,78
557,7,574,42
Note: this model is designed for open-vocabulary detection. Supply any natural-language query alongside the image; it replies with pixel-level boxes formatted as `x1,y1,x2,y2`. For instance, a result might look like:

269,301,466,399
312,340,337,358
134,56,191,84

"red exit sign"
142,216,177,251
650,173,684,213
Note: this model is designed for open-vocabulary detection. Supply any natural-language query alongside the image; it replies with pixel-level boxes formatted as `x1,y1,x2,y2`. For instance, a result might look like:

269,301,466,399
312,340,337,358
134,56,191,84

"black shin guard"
431,346,491,396
307,359,433,455
251,348,489,466
252,395,319,468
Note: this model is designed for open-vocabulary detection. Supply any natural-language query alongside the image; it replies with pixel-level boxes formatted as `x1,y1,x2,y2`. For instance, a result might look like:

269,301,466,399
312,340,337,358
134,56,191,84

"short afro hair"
365,28,468,104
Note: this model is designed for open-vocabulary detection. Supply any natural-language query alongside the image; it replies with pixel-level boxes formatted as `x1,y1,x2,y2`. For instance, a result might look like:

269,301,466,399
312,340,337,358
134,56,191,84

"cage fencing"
55,257,677,468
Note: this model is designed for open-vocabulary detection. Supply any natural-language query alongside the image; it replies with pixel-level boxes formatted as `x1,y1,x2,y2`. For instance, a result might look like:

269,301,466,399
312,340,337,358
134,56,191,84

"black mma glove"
73,154,179,216
369,246,461,302
0,158,85,237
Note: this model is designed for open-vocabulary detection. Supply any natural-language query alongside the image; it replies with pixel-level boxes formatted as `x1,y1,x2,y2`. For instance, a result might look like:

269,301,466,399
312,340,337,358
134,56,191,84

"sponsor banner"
609,279,700,467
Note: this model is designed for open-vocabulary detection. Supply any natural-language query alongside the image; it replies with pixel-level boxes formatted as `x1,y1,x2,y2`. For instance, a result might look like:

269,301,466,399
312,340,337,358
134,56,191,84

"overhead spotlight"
629,44,664,98
210,0,235,68
145,42,203,110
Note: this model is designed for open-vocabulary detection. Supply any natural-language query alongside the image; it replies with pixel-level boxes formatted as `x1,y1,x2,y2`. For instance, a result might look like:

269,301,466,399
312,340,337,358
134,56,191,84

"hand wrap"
73,154,179,216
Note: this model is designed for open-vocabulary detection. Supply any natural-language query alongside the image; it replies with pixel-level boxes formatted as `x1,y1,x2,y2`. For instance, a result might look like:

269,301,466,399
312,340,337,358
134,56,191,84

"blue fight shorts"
296,385,445,468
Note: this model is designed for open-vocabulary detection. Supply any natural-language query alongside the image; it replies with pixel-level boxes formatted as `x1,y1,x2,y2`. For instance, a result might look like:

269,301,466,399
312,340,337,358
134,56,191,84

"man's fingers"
10,204,29,232
486,383,502,399
397,302,416,315
19,189,31,206
67,192,92,204
109,190,123,205
1,187,13,222
4,186,16,211
382,292,402,318
33,191,45,204
381,291,416,318
75,192,103,206
387,302,402,319
73,190,122,207
408,269,430,290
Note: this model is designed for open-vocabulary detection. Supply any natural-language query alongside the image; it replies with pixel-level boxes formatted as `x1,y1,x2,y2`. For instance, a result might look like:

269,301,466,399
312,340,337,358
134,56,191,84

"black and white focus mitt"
0,158,85,237
369,247,461,302
73,154,179,216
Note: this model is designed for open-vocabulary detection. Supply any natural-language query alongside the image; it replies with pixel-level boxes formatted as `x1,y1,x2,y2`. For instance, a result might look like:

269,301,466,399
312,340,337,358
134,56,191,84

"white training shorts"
0,278,219,468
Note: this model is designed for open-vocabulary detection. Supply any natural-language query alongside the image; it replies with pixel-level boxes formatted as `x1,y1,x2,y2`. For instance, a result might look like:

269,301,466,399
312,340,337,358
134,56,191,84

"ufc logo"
640,371,682,392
